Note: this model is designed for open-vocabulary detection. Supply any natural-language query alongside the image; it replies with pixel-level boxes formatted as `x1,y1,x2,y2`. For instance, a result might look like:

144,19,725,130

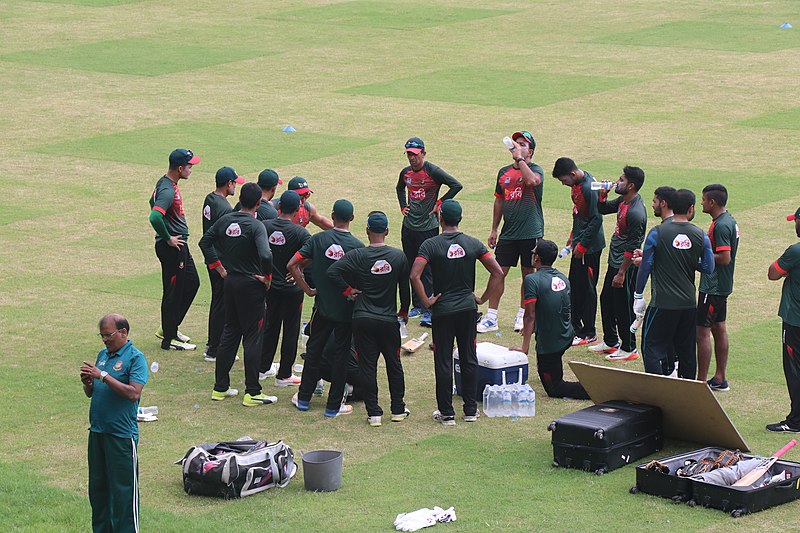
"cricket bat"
732,439,797,487
401,332,428,353
629,313,644,334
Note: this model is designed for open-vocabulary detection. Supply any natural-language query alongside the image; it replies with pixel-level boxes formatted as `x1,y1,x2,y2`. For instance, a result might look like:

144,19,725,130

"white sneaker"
275,374,302,387
588,341,619,354
368,415,382,427
176,330,191,343
605,349,640,361
163,339,196,351
432,409,456,426
211,388,239,401
259,363,279,380
514,314,524,332
477,316,499,333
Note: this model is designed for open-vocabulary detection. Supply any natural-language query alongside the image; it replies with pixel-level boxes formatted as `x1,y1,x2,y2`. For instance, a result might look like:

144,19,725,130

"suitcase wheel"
595,468,606,476
547,421,556,432
552,460,560,468
671,495,684,504
593,429,605,440
730,509,744,518
629,486,639,494
686,500,696,508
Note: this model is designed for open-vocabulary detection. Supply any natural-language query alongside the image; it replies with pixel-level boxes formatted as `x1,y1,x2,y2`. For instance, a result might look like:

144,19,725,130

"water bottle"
510,386,520,422
590,180,615,191
398,318,408,339
488,385,503,417
150,361,159,373
502,388,513,418
517,386,529,417
502,136,515,150
482,384,492,417
558,246,571,259
526,386,536,417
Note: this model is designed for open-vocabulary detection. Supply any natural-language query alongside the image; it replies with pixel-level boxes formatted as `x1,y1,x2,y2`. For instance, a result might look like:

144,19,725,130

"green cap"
215,166,245,186
332,199,354,221
278,190,301,214
288,176,312,195
367,211,389,233
257,169,282,189
439,199,462,224
169,148,201,166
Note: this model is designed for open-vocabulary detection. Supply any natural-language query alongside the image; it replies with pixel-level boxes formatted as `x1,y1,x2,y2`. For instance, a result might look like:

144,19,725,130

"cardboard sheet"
569,362,749,451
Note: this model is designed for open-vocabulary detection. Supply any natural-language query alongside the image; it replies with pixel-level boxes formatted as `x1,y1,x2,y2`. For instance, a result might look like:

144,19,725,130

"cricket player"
235,168,281,221
201,166,245,362
287,176,333,229
765,207,800,433
511,240,589,399
552,157,606,346
327,211,411,427
397,137,462,328
634,189,714,379
199,183,274,407
593,166,647,361
149,148,201,351
696,184,739,390
288,199,364,417
481,130,544,334
411,200,503,425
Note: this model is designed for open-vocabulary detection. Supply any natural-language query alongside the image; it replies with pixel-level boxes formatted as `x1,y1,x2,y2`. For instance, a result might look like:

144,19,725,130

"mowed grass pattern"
1,0,800,531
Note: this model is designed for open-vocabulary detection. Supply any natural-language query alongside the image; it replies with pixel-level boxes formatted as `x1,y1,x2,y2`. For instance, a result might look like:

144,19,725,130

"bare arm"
80,361,144,402
308,203,334,230
768,261,786,281
410,258,440,308
510,301,536,354
476,252,504,305
488,196,503,248
287,253,316,296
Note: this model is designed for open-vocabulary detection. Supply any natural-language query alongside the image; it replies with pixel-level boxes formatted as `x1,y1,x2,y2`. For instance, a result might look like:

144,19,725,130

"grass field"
1,0,800,531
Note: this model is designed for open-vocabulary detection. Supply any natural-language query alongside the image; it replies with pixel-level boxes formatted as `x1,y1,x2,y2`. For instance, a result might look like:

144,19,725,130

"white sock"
516,308,525,318
486,308,498,321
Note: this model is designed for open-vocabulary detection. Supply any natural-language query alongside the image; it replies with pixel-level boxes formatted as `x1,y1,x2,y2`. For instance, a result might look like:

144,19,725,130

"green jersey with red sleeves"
494,162,545,241
699,211,739,296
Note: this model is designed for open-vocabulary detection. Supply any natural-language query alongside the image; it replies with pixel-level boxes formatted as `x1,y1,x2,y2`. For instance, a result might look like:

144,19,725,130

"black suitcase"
548,400,662,474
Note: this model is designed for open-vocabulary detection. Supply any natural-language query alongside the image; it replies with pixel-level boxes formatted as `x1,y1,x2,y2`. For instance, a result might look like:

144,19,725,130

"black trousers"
297,312,353,411
206,267,225,357
261,288,304,378
214,274,266,396
569,251,601,338
537,345,590,399
782,322,800,427
402,226,437,310
352,317,405,417
155,240,199,345
641,306,697,379
599,266,638,352
432,310,478,417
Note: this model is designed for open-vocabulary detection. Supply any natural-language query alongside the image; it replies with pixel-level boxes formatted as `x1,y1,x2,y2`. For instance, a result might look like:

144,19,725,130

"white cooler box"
454,342,529,396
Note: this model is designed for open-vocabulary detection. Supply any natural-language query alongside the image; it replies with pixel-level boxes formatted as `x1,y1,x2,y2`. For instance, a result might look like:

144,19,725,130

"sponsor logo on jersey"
203,205,211,220
447,244,466,259
97,359,106,367
504,187,523,201
409,188,426,200
226,223,242,237
406,177,412,186
269,231,286,245
504,176,511,185
672,234,692,250
325,244,345,260
551,277,567,292
371,260,392,274
113,360,123,371
735,224,740,239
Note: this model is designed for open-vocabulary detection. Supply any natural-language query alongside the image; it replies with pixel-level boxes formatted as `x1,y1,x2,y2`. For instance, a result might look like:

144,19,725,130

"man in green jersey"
288,199,364,417
80,313,148,533
260,191,311,386
235,168,281,221
696,184,739,391
411,200,503,425
593,166,647,362
149,148,201,351
765,207,800,433
481,131,544,334
199,183,274,407
328,211,411,427
397,137,463,328
552,157,606,347
201,166,245,363
511,240,589,399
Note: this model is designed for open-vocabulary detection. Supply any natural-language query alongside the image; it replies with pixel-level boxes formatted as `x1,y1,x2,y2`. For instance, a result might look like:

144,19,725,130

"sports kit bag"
176,439,297,499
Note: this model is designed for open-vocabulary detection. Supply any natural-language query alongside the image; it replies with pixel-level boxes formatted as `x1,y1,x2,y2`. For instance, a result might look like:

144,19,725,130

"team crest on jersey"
371,260,392,274
269,231,286,245
325,244,345,260
226,223,242,237
447,244,466,259
406,177,412,186
504,176,511,185
672,234,692,250
203,205,211,220
113,360,123,371
551,277,567,292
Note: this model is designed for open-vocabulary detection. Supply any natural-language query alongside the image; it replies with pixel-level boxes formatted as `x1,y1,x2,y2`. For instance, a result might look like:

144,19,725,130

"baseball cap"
332,199,354,220
215,166,245,185
512,131,536,151
278,190,301,214
404,137,425,155
169,148,201,167
258,169,282,189
288,176,312,195
439,199,462,224
788,207,800,221
367,211,389,233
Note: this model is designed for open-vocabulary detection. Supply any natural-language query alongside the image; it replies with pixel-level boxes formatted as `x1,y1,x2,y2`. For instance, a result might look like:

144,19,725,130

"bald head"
98,313,129,332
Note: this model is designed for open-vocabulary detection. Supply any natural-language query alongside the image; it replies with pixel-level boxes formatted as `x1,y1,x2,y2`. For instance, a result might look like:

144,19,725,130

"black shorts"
696,292,728,327
495,238,539,268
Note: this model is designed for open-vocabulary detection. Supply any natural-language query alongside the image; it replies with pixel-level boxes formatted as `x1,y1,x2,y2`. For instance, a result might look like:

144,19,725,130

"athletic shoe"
162,339,196,351
766,422,800,433
707,378,730,392
344,383,354,399
259,363,279,381
324,404,353,417
211,388,238,401
514,314,524,332
588,341,619,354
368,415,382,427
432,409,456,426
291,392,310,411
571,336,597,347
477,316,499,333
242,393,278,407
605,349,639,361
464,411,481,423
391,408,411,422
156,327,191,343
203,354,216,362
275,375,302,387
314,379,325,396
420,311,432,328
408,307,423,319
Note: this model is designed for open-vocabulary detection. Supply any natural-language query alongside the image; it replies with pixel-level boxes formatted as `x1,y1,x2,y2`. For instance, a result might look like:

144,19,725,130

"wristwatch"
516,157,525,164
100,371,108,383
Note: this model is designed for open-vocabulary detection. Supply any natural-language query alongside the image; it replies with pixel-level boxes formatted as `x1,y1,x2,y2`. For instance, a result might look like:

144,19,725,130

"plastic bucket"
302,450,343,492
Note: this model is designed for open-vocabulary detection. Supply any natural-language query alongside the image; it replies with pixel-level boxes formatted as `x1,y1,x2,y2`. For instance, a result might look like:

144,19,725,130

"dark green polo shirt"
777,242,800,327
89,341,148,440
523,267,573,354
198,211,273,276
202,192,234,234
263,218,311,293
699,211,739,297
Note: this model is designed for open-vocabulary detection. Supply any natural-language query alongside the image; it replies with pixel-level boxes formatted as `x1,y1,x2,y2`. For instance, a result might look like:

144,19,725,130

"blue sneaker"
291,393,310,411
420,310,432,328
408,307,423,319
707,378,730,392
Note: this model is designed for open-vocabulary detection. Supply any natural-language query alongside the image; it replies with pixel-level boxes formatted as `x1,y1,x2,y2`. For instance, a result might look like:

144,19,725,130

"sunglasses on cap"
405,140,423,149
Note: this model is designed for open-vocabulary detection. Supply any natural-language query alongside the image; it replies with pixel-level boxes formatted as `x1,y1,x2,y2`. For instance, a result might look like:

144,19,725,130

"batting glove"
633,292,647,316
